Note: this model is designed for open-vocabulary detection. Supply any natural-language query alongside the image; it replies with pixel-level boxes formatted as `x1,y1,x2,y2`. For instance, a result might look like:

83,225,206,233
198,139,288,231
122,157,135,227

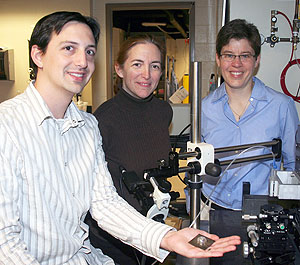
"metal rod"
190,62,202,143
190,175,201,229
214,139,280,153
219,154,276,167
279,37,292,42
295,0,299,20
178,166,193,173
178,151,199,159
189,62,202,229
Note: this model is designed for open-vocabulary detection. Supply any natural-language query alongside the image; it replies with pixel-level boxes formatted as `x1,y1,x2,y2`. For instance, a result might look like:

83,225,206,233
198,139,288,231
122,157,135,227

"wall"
230,0,300,116
0,0,92,104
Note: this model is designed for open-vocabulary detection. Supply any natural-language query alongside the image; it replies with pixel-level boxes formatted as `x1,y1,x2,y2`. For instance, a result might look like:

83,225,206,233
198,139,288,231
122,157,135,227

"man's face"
35,21,96,99
216,38,260,92
115,43,162,99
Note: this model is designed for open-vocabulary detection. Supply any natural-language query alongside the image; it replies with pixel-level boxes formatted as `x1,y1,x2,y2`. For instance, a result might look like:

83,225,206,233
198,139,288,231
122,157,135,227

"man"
200,19,299,212
0,11,240,265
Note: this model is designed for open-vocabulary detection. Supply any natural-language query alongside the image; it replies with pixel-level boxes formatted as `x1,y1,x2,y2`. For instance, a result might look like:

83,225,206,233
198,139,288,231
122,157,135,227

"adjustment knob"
205,163,221,177
157,179,172,193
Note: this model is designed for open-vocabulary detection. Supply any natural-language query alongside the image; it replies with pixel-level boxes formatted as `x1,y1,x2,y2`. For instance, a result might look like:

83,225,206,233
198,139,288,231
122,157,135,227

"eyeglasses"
220,53,256,62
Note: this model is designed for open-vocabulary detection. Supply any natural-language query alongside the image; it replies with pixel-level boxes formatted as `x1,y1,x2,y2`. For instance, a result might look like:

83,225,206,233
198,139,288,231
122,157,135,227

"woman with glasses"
192,19,298,216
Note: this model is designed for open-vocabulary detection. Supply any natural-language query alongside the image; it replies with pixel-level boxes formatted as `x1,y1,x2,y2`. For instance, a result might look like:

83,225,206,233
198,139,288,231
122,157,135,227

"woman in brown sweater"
87,34,173,265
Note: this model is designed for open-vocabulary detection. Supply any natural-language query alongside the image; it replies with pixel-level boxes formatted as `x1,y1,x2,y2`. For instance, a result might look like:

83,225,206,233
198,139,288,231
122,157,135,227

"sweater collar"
114,88,154,111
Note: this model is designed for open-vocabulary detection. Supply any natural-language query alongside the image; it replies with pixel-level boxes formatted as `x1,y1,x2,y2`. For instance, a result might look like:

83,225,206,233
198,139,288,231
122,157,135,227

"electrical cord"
172,123,191,152
281,58,300,102
119,167,148,265
189,145,277,228
295,49,300,70
171,123,191,185
277,11,293,37
294,50,300,98
177,173,187,185
134,250,141,265
276,10,300,102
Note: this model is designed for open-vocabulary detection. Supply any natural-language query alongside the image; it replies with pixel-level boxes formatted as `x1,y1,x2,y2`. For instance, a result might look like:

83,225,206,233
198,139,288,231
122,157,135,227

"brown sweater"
93,88,173,211
86,88,173,265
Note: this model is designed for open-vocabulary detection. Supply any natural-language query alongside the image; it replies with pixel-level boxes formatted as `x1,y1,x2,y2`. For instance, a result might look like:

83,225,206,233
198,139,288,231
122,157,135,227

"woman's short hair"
216,19,261,58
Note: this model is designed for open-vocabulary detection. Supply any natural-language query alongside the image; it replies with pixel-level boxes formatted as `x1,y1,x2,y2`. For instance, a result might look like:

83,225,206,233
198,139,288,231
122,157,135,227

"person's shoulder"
0,94,31,136
152,96,172,109
0,94,26,118
152,97,173,117
259,80,293,104
81,110,97,123
93,98,116,119
202,88,221,105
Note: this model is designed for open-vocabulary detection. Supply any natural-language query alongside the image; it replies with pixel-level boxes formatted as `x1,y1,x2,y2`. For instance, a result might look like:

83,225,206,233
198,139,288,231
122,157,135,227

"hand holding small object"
160,228,241,258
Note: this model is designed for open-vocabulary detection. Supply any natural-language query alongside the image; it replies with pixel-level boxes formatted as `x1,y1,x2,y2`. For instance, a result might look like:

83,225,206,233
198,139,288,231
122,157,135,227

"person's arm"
90,133,171,261
90,130,240,262
281,99,299,170
0,132,39,264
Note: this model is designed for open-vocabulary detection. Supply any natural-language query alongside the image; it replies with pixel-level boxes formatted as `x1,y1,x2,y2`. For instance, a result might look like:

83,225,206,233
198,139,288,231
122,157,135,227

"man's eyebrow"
59,41,96,48
87,44,97,49
59,41,78,45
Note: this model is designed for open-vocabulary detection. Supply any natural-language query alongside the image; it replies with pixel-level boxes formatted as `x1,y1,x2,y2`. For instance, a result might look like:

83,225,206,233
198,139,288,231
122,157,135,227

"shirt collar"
211,82,227,103
250,77,269,102
210,76,269,103
26,81,85,128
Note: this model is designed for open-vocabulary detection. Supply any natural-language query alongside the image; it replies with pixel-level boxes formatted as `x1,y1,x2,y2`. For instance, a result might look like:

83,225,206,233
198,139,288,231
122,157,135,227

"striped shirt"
0,82,171,265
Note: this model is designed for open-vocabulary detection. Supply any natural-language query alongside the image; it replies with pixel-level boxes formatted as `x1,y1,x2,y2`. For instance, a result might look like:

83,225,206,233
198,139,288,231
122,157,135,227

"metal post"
176,61,207,264
189,61,202,229
190,61,202,143
189,175,201,229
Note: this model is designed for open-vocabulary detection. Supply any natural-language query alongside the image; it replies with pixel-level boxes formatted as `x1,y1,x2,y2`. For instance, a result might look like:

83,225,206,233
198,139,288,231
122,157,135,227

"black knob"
205,163,221,177
157,179,172,193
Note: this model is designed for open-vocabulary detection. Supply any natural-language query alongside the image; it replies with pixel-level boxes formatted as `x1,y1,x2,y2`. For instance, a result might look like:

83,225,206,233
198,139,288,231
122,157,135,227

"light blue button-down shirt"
201,77,299,210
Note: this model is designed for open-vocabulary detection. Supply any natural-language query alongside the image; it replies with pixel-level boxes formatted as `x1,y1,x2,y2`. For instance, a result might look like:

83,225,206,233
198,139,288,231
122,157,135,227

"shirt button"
250,98,253,101
65,162,68,166
228,194,231,197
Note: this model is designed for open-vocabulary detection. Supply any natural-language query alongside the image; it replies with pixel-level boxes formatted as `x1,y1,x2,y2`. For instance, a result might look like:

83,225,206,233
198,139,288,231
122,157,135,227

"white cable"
134,250,141,265
189,145,276,228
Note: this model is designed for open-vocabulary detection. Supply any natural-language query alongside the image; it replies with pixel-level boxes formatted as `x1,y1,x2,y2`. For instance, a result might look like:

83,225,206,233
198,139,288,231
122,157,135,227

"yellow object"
182,74,189,103
165,217,183,230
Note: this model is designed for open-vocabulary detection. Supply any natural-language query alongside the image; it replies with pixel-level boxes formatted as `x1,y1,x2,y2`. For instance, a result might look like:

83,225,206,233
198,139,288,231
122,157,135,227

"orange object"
182,74,189,103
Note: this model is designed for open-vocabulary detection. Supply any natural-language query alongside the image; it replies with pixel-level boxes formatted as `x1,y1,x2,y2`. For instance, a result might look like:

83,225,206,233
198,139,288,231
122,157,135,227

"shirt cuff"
141,221,176,262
